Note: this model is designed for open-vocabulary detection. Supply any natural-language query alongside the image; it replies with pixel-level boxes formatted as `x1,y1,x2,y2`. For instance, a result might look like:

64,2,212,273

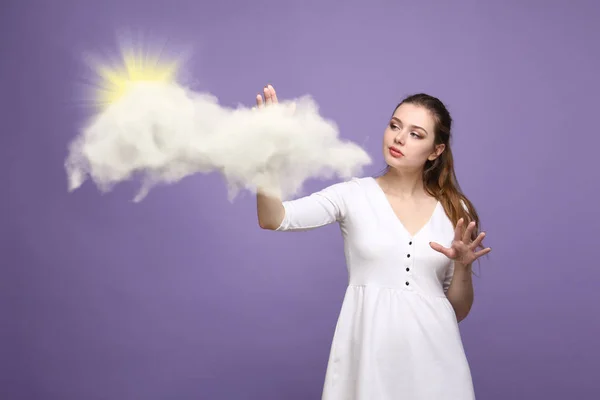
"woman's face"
382,103,444,171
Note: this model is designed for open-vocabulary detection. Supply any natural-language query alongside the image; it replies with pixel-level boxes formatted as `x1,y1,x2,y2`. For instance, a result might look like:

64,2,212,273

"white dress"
276,177,475,400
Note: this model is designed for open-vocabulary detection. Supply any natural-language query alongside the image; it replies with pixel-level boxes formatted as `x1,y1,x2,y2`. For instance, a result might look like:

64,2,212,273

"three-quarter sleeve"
443,261,455,293
275,182,349,232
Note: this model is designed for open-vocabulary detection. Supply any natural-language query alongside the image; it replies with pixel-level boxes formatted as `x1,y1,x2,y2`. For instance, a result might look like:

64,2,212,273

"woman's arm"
258,183,348,231
254,83,348,232
257,191,285,230
445,262,474,322
436,200,487,323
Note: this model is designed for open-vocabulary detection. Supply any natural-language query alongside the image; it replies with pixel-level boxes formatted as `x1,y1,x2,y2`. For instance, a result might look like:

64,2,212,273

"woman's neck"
377,168,427,200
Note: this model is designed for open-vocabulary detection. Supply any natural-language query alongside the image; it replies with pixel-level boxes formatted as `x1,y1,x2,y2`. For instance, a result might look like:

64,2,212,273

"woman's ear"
428,143,445,161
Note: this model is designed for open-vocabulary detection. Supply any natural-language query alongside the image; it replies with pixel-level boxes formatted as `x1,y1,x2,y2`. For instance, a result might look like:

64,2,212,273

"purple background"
2,0,599,399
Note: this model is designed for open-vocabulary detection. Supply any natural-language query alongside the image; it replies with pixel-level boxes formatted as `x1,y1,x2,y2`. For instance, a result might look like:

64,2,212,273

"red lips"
389,147,404,158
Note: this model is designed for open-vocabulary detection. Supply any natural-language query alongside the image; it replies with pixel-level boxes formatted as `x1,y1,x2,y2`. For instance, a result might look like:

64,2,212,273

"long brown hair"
386,93,485,255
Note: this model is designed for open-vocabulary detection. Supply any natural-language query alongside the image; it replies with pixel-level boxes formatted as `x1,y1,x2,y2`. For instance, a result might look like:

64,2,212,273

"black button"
407,254,411,258
409,241,412,245
405,281,410,286
406,267,410,272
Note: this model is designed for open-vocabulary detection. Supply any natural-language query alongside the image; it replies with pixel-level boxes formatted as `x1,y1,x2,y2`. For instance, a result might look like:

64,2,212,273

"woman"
256,84,491,399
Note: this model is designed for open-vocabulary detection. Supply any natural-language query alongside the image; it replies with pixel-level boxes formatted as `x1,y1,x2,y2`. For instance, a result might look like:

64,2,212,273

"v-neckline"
368,176,440,239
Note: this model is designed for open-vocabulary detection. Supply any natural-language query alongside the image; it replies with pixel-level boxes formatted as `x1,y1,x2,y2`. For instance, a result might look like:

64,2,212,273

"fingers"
269,84,278,104
429,241,455,258
463,220,476,243
263,85,272,105
264,84,279,105
474,247,492,258
257,84,278,107
470,231,486,249
454,218,465,242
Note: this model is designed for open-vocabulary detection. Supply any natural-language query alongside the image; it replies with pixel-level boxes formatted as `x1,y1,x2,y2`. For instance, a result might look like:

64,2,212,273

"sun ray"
85,41,182,109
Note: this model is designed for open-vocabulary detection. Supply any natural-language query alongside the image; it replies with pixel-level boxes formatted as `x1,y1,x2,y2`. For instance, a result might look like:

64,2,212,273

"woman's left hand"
430,218,491,266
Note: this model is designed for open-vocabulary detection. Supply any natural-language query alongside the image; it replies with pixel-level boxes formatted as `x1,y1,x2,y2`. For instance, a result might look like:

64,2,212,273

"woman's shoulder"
320,175,373,195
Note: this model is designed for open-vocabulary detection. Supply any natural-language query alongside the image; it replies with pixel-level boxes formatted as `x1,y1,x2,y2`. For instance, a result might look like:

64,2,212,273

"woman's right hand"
256,84,278,108
254,83,286,230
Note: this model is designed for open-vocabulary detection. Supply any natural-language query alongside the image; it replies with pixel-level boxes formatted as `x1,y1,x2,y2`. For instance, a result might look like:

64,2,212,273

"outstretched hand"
255,84,296,114
429,218,491,266
256,84,278,107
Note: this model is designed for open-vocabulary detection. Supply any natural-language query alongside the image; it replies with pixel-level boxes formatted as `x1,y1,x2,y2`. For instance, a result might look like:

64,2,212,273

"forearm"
257,190,285,230
445,263,474,322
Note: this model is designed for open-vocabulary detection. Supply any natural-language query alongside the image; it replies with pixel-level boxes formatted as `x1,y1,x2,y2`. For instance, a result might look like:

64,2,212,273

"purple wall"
3,0,599,399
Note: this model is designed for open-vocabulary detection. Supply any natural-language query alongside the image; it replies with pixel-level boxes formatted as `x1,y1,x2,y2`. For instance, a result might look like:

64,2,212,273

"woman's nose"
394,132,405,144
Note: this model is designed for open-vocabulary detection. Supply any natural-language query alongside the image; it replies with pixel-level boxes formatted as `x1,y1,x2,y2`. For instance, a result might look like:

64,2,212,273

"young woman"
256,84,491,399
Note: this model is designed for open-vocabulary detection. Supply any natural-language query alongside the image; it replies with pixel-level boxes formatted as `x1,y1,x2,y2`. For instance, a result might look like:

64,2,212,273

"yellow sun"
89,46,181,108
